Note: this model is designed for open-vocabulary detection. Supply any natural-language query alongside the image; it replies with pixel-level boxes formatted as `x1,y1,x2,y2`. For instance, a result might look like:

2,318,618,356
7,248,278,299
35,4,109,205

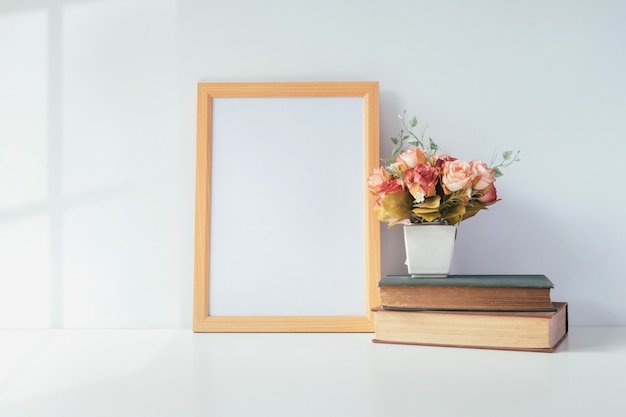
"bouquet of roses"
368,112,519,227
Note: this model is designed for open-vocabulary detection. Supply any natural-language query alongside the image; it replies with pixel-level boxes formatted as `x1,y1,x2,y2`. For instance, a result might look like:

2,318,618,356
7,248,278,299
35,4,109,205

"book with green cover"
378,274,556,312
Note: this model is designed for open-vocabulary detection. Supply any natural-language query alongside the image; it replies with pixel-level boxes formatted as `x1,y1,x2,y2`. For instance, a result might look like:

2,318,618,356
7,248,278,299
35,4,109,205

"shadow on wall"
0,3,65,329
0,0,182,329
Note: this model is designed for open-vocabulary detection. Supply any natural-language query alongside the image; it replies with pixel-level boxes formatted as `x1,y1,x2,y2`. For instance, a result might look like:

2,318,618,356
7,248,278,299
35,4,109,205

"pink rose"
433,155,457,173
367,166,391,195
470,160,496,190
442,159,473,194
396,148,427,171
478,184,498,204
378,178,404,197
404,164,439,198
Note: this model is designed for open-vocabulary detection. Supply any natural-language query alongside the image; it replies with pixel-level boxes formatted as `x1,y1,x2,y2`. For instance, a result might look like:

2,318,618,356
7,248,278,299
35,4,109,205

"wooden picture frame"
193,82,380,332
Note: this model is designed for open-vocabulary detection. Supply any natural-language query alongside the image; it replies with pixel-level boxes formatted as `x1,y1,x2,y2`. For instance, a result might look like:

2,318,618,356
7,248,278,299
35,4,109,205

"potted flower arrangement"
368,112,519,276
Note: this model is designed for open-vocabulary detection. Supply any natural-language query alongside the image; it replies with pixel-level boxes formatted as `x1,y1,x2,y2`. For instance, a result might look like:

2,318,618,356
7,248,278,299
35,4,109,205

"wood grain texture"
193,81,380,332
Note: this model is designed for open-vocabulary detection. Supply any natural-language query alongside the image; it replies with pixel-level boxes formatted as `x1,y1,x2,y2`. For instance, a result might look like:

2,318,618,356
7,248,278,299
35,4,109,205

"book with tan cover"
372,302,568,352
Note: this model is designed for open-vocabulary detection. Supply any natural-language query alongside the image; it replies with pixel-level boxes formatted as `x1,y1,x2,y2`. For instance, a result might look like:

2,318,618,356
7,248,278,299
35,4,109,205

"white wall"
1,0,625,328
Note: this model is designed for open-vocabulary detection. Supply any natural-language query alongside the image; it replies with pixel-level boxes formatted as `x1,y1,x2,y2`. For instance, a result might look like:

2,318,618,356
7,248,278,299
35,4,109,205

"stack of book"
372,275,568,352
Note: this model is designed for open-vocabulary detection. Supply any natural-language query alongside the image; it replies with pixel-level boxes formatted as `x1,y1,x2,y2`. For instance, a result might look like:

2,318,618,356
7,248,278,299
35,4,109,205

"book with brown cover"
379,274,556,312
372,302,568,352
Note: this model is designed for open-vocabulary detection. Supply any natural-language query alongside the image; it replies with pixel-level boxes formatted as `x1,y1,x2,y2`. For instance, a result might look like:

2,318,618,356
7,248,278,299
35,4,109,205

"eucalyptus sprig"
383,111,440,164
490,150,521,178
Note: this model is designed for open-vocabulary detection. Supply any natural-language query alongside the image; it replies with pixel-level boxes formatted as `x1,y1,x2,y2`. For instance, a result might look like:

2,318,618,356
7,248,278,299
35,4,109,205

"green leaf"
502,150,512,160
429,138,438,151
493,167,503,178
380,192,414,222
462,204,487,221
415,195,441,209
441,201,466,225
390,137,398,145
391,144,401,159
410,116,418,127
413,211,441,222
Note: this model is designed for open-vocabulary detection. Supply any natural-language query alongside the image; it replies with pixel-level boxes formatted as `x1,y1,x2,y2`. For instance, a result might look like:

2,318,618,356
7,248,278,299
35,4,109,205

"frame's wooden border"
193,82,380,332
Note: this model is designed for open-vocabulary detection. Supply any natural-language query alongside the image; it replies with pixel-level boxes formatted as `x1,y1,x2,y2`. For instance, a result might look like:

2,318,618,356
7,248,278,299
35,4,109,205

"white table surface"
0,328,625,417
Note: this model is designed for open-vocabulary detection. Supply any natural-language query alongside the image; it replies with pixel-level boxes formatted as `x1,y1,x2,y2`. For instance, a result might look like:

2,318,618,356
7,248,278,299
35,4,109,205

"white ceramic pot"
403,223,457,277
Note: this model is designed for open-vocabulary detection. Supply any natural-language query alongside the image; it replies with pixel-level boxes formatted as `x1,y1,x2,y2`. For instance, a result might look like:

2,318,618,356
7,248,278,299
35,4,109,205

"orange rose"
395,148,427,171
442,159,473,194
470,160,496,190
